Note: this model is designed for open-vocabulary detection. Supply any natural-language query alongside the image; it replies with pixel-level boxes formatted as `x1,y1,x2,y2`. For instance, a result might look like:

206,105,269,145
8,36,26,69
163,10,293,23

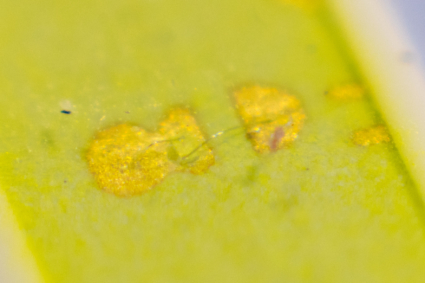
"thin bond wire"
181,125,247,160
140,119,275,164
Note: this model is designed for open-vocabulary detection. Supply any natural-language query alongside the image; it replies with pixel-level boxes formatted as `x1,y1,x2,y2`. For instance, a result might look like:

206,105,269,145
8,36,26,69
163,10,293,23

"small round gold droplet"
328,84,365,101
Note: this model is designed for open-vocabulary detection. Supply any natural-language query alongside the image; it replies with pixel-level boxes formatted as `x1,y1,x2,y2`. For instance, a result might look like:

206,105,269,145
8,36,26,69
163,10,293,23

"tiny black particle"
61,110,72,114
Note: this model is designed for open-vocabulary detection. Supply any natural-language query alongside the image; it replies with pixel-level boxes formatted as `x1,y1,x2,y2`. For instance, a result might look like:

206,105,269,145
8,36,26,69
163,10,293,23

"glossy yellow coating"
86,109,214,196
1,0,424,281
234,86,306,153
282,0,319,9
328,84,365,100
352,125,392,146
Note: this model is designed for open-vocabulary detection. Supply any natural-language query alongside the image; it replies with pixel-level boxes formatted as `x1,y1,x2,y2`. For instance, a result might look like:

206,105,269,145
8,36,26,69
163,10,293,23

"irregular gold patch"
160,108,215,175
234,86,306,154
352,125,391,146
86,108,214,197
328,84,364,100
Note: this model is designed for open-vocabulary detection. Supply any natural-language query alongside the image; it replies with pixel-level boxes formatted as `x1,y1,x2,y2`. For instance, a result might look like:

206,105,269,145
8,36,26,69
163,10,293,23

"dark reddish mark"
270,126,285,152
61,110,71,114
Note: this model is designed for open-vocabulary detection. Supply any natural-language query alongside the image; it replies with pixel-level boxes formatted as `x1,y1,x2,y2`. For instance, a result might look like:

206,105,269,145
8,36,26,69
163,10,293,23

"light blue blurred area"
390,0,425,65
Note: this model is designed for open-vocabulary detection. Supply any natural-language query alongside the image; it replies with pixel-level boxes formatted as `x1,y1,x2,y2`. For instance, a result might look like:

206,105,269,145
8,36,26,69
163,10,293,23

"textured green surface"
1,0,425,282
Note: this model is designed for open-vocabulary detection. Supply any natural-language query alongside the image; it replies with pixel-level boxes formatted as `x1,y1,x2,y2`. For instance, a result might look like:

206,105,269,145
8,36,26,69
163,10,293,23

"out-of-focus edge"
327,0,425,197
0,188,43,283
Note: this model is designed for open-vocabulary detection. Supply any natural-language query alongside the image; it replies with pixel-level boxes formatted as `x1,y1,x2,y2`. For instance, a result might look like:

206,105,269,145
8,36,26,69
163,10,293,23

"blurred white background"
390,0,425,65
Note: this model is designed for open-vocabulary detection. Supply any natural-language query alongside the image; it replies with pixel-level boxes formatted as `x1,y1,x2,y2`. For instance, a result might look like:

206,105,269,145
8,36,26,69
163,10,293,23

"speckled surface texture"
1,0,425,282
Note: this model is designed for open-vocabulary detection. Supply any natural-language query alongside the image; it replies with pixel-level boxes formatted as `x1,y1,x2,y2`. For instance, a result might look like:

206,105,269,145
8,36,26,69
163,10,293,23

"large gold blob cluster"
86,83,392,197
86,108,214,197
234,86,306,153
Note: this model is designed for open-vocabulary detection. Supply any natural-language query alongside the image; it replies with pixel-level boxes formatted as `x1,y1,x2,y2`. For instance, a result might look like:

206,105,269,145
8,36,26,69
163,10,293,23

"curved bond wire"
141,119,278,165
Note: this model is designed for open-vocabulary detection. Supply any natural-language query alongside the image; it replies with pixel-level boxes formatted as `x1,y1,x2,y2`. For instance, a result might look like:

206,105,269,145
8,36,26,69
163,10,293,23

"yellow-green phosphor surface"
1,0,425,282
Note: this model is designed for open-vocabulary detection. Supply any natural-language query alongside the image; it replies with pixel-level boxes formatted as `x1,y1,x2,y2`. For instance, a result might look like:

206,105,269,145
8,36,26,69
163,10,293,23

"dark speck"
61,110,72,114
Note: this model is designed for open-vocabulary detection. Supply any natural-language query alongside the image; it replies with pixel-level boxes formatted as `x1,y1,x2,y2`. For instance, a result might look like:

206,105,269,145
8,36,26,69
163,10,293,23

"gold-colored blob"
352,125,392,146
160,108,215,175
86,109,214,197
234,86,306,154
328,84,365,100
86,125,170,196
